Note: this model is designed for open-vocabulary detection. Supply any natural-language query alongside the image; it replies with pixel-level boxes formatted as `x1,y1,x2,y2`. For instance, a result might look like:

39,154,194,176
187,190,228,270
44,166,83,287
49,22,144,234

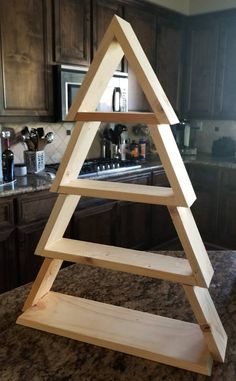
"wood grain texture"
184,285,227,362
149,124,196,207
17,291,213,375
75,111,158,123
168,206,214,288
112,16,179,124
59,179,177,206
41,238,196,285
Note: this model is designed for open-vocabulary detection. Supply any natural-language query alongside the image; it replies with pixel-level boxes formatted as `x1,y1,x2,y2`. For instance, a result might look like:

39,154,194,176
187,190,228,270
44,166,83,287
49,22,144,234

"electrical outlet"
66,129,71,136
215,126,220,132
195,121,203,131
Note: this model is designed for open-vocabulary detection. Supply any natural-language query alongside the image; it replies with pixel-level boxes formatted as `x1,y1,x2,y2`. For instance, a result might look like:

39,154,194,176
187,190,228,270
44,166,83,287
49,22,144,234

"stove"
45,159,142,178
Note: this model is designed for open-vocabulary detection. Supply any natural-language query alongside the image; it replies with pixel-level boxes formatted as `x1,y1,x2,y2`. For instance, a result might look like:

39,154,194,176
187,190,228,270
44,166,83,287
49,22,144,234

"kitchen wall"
4,122,102,164
192,120,236,154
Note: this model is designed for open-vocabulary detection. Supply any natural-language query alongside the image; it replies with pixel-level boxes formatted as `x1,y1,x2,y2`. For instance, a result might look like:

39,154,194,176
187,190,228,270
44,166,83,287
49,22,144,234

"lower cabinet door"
0,228,18,293
17,221,46,284
71,201,117,245
116,201,152,250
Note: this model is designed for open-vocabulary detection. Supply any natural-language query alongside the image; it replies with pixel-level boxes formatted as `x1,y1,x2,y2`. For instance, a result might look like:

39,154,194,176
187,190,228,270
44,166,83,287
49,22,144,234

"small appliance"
55,65,128,121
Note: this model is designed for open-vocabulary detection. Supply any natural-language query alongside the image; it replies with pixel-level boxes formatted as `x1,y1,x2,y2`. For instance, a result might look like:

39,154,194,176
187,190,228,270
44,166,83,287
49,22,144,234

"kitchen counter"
1,153,236,198
0,251,235,381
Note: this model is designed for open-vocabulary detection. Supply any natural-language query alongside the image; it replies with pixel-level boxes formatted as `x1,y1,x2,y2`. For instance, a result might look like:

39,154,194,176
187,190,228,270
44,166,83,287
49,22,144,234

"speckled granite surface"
1,153,236,198
0,251,235,381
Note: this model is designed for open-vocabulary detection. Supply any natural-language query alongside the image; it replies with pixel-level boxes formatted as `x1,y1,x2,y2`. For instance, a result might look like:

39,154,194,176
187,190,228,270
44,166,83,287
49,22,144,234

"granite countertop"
1,153,236,198
0,251,235,380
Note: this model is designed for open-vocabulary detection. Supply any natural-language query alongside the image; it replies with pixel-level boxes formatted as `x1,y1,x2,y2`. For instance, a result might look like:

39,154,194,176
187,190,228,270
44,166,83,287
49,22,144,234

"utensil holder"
24,150,45,173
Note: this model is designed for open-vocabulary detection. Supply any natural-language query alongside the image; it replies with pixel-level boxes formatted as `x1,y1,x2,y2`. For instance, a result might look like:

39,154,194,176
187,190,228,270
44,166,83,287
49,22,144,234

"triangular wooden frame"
17,16,227,376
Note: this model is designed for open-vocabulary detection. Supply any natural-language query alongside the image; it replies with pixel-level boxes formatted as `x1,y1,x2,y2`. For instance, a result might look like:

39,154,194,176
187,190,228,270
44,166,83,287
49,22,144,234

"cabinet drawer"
17,191,57,224
0,197,14,228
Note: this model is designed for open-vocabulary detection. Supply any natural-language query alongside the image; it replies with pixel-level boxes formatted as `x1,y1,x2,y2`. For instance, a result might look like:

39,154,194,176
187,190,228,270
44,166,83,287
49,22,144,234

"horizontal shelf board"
75,111,158,124
59,179,178,206
42,238,196,285
17,292,212,375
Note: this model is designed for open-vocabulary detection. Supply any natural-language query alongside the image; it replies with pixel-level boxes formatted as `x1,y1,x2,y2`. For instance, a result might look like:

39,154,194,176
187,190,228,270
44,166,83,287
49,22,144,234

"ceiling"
146,0,236,15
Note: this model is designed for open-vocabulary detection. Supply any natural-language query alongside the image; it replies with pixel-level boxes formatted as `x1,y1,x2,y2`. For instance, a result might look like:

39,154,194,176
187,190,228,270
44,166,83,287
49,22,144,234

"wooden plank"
41,238,196,285
112,16,179,125
149,124,196,207
184,285,227,362
59,179,179,206
23,258,62,311
168,206,214,288
23,194,79,310
75,111,158,124
51,20,124,191
17,292,212,375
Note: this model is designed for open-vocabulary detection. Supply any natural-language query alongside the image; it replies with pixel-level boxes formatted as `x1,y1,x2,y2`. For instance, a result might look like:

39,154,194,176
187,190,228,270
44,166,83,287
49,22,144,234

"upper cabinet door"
214,15,236,119
54,0,90,66
92,0,123,70
156,16,184,116
183,17,219,119
0,0,53,119
124,5,157,111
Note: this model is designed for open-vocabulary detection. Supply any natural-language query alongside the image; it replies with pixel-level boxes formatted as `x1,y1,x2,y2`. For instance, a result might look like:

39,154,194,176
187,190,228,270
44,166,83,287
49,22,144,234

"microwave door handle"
112,87,121,112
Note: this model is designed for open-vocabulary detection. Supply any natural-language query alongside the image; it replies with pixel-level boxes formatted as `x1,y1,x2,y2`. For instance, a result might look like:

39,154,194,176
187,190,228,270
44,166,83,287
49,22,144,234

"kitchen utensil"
45,132,54,143
37,127,44,138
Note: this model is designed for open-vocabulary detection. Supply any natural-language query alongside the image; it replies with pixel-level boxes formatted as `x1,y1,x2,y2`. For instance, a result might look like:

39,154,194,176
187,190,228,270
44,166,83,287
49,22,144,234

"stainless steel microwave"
55,65,128,121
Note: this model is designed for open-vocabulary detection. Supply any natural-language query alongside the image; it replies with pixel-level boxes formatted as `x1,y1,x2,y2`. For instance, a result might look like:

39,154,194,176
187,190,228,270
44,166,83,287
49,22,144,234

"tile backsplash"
192,120,236,154
2,119,236,165
2,122,103,164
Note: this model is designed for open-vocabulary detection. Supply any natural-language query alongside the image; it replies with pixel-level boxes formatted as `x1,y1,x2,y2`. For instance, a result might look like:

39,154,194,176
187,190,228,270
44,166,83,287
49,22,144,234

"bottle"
2,131,15,183
139,138,146,160
120,140,127,161
130,140,139,160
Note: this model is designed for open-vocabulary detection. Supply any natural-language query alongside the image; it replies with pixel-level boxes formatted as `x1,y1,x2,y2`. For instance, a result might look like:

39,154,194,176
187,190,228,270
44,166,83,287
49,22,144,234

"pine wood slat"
75,111,158,124
59,179,178,206
17,292,212,375
41,238,196,285
184,285,227,362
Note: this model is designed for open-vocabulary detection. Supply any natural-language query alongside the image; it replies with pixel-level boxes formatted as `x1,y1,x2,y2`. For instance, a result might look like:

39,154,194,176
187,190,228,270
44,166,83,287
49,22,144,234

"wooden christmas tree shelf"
17,15,227,376
40,238,195,284
18,291,212,376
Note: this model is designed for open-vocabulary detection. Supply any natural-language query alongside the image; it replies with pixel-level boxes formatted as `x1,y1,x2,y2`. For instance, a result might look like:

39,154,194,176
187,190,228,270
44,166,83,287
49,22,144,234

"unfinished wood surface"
168,206,214,288
17,291,212,375
112,16,178,125
51,35,124,191
42,238,196,285
184,285,227,362
35,194,80,254
23,258,62,311
75,111,158,124
149,124,196,207
23,194,79,310
59,179,178,206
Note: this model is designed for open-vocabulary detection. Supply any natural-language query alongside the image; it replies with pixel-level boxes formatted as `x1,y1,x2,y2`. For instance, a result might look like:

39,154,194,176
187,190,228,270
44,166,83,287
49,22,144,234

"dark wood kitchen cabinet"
71,199,117,245
53,0,91,66
217,169,236,248
151,169,176,247
16,191,57,284
0,198,18,293
124,3,157,111
0,0,53,121
92,0,123,70
214,14,236,119
187,164,220,244
115,171,152,249
156,16,184,115
183,16,219,118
